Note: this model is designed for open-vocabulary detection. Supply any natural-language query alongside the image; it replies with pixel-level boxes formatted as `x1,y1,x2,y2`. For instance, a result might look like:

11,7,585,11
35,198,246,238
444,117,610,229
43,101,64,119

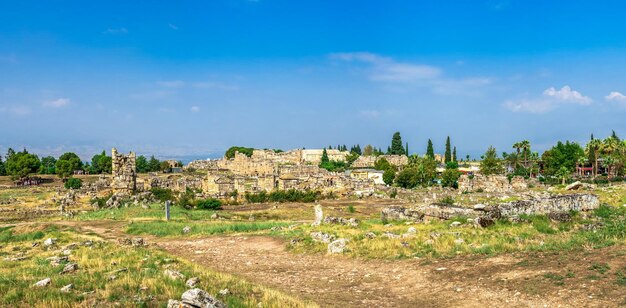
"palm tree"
512,142,522,168
520,140,531,168
576,154,587,177
602,137,620,178
586,139,603,178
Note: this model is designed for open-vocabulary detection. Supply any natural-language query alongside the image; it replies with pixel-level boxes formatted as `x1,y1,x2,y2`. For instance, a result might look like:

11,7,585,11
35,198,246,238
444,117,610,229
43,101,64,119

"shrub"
244,189,322,203
64,177,82,189
196,198,223,210
347,204,355,213
389,188,398,199
440,196,455,205
151,187,174,202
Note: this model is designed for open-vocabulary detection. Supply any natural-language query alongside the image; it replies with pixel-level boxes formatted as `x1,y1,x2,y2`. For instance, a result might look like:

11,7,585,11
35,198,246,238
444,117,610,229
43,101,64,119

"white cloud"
605,91,626,102
103,28,128,35
329,52,490,95
190,106,200,113
543,86,592,105
192,81,239,91
505,85,592,113
157,80,185,88
168,23,179,30
43,98,70,108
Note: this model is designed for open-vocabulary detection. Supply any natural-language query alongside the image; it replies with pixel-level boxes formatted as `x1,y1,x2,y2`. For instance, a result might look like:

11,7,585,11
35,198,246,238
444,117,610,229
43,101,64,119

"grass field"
0,224,312,307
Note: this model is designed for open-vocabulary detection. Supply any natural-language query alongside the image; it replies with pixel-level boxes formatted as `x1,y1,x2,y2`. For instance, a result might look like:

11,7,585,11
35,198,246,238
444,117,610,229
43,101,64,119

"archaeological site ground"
1,141,625,307
3,2,626,307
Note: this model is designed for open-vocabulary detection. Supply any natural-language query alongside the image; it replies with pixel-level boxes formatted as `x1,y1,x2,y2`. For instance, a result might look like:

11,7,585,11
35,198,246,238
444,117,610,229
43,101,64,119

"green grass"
0,225,312,307
76,203,227,221
280,203,626,260
126,221,291,237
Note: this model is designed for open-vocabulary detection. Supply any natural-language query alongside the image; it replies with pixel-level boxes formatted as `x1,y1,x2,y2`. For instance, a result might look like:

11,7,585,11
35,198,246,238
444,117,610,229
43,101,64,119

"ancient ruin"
458,174,528,193
110,148,137,193
203,149,379,196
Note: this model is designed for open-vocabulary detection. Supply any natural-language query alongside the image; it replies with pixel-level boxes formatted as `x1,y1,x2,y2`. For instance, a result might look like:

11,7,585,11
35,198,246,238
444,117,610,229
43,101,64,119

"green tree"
39,156,57,174
320,148,329,164
64,177,82,189
586,138,602,177
480,146,504,175
5,150,41,180
5,148,16,161
542,141,584,176
426,139,435,159
444,136,452,163
556,166,570,185
452,146,457,162
0,155,5,176
363,145,374,156
441,166,462,188
148,155,161,172
390,132,405,155
405,142,409,156
225,146,254,159
136,155,149,173
90,151,112,174
55,152,83,179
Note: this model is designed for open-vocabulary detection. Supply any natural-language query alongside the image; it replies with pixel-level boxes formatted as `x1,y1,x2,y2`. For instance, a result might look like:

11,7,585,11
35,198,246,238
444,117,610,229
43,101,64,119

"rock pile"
167,288,226,308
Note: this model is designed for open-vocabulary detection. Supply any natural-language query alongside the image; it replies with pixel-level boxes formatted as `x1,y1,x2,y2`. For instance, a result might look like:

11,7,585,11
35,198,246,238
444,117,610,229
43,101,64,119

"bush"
440,196,455,205
64,177,82,189
244,189,323,203
196,198,223,210
347,204,355,213
150,187,174,202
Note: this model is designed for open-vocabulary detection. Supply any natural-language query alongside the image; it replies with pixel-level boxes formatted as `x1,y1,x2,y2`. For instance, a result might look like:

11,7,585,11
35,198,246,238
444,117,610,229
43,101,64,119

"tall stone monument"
111,148,137,193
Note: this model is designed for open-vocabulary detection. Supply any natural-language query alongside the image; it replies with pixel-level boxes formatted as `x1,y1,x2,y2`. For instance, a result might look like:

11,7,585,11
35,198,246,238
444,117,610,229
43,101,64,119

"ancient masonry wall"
111,148,136,193
458,174,527,193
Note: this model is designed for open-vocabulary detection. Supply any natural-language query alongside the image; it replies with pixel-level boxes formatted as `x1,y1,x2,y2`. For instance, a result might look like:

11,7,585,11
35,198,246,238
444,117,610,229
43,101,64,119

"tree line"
0,148,181,181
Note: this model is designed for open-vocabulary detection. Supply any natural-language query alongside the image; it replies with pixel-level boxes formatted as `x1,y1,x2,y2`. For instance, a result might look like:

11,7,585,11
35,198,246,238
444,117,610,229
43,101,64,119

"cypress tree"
390,132,405,155
426,139,435,159
444,136,452,163
320,148,329,164
405,142,409,156
452,146,457,162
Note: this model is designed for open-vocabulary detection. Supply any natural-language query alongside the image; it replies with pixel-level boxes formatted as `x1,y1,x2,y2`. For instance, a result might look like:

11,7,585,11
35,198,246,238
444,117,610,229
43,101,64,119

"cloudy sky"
1,1,625,160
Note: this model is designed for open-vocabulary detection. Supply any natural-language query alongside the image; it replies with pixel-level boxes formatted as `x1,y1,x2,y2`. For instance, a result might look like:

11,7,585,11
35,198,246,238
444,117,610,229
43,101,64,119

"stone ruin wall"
205,149,379,197
351,155,409,169
458,174,527,193
111,148,136,194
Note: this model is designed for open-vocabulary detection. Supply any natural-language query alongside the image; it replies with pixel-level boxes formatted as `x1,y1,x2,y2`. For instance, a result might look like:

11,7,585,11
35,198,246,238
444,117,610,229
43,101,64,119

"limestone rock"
60,263,78,274
183,226,192,234
565,181,583,191
218,288,230,296
364,232,377,239
407,227,417,234
60,284,73,293
43,238,56,247
164,269,185,280
381,206,424,222
327,238,348,254
548,211,572,222
186,277,200,288
312,204,323,226
34,278,51,287
450,221,462,227
323,216,359,227
310,231,336,243
47,256,68,266
181,288,226,308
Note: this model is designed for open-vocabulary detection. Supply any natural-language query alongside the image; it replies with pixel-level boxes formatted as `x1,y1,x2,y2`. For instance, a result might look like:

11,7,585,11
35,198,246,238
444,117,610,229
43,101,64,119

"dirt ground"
35,220,626,308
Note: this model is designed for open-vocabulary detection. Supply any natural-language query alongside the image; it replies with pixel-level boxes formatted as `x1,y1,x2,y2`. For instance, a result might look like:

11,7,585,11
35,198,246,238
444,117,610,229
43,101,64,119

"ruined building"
204,149,375,196
111,148,137,193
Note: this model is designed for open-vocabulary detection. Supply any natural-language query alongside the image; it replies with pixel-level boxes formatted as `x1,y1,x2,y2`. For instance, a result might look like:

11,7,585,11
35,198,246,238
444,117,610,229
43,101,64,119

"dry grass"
0,224,312,307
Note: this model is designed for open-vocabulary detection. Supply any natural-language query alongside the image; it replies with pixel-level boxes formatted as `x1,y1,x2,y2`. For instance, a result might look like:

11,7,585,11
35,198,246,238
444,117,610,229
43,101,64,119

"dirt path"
157,236,625,307
6,220,625,307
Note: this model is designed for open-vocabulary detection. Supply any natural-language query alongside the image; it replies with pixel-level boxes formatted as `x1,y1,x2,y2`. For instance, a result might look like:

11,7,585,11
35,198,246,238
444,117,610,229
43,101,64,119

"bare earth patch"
156,235,626,307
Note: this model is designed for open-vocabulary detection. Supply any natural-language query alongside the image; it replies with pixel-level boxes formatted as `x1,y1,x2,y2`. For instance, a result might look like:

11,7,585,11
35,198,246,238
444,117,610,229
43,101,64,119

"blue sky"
1,1,625,160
